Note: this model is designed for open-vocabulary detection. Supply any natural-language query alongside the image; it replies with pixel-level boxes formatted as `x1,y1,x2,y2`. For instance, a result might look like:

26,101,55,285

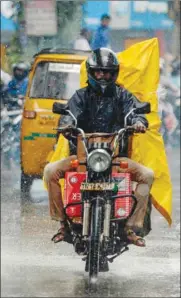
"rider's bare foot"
125,228,146,247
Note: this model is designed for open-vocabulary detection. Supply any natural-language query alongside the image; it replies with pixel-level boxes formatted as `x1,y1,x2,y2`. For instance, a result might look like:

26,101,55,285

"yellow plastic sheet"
43,134,69,198
45,38,172,225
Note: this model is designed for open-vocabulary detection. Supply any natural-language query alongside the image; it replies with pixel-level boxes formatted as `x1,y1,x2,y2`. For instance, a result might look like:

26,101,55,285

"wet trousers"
44,155,154,229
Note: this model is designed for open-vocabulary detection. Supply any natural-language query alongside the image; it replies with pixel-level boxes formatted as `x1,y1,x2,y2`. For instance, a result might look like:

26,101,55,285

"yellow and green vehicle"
20,48,90,194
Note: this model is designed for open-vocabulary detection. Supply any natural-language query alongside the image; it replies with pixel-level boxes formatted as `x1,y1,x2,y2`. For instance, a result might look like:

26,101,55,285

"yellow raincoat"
45,38,172,225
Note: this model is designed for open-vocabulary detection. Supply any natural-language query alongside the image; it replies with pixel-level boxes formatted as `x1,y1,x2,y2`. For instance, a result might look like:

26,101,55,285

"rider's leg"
44,155,77,242
118,157,154,246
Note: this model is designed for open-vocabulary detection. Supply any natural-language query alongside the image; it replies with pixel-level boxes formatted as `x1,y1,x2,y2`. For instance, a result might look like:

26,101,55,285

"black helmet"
86,48,119,93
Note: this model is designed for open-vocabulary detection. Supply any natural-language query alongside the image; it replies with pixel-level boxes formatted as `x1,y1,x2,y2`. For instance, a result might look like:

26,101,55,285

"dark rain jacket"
58,84,148,156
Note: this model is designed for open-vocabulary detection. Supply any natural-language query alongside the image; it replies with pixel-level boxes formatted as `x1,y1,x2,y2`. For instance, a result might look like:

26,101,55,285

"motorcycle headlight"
87,149,111,173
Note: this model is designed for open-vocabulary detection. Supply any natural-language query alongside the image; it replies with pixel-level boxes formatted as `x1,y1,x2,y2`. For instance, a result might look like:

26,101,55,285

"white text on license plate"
80,182,114,191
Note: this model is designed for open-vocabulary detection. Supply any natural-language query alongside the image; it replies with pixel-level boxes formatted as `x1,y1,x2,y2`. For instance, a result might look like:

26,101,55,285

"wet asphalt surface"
1,148,180,297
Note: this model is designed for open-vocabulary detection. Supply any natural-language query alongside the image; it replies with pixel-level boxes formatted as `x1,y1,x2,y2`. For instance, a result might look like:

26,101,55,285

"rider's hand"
133,121,146,133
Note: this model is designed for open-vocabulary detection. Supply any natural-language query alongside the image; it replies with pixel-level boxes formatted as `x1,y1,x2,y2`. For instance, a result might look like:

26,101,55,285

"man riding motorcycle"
7,62,29,104
158,59,179,147
44,48,154,247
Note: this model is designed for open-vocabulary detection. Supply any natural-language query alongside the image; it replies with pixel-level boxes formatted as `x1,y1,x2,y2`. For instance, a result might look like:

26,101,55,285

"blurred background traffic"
1,0,180,169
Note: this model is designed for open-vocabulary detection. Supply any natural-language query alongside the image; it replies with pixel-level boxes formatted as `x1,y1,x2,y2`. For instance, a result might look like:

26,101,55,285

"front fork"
82,198,111,239
82,201,91,238
103,200,111,238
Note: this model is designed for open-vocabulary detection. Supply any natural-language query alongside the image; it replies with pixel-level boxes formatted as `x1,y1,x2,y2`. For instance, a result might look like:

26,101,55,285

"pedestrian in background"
91,14,111,50
170,56,180,89
73,28,91,51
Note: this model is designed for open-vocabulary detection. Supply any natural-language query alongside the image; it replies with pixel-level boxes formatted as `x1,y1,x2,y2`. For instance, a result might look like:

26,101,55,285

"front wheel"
88,198,103,285
21,171,34,198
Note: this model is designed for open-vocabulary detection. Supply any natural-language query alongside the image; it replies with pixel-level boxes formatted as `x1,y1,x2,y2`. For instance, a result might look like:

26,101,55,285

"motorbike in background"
172,96,180,144
158,84,179,148
1,96,23,169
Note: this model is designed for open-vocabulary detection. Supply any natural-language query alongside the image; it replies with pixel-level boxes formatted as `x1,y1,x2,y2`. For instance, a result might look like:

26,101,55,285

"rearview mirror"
52,102,69,115
52,102,78,126
134,102,151,114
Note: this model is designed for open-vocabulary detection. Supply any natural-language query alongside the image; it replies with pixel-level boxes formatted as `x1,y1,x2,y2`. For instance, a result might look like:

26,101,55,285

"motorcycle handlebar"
124,126,147,134
55,125,147,136
55,125,148,158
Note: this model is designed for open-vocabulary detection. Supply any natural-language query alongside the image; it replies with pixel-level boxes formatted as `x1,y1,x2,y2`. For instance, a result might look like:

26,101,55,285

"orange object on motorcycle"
66,205,82,218
120,161,128,169
70,159,79,168
64,172,86,220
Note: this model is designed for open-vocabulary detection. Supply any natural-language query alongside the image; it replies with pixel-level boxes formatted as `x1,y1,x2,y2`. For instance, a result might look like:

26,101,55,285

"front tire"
88,198,103,285
21,171,34,198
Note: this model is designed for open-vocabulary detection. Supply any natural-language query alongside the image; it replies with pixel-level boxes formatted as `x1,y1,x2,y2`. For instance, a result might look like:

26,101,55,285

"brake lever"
126,126,149,134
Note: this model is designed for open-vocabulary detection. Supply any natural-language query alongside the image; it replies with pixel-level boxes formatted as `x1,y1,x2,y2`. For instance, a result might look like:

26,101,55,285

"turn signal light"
23,110,36,119
70,159,79,168
120,161,128,169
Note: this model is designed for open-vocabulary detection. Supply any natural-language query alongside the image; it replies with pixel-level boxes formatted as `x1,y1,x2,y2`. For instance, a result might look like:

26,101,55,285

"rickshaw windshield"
29,61,81,100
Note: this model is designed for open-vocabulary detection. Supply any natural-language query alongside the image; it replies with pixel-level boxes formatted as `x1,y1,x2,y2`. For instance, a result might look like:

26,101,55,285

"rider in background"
170,57,180,89
73,28,91,51
7,62,29,100
158,59,178,148
159,58,179,99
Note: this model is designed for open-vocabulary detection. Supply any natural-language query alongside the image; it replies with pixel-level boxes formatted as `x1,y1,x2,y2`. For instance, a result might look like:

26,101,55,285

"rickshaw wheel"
21,171,34,199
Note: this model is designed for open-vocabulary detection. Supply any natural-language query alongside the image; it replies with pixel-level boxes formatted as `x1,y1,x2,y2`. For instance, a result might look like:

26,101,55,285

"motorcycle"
1,97,22,168
173,96,180,145
52,101,151,286
157,84,179,147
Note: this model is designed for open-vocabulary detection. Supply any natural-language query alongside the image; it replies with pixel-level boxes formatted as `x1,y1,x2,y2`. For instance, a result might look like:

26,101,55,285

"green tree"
6,1,24,69
56,1,84,47
6,1,85,67
6,35,22,67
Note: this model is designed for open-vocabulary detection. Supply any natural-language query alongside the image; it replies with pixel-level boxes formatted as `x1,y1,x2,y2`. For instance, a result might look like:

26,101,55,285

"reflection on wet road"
1,149,180,297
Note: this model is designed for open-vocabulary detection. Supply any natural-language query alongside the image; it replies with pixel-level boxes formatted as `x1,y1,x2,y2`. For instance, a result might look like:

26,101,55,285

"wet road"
1,148,180,297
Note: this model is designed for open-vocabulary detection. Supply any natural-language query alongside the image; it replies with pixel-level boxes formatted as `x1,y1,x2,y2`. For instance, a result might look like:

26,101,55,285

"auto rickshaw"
20,48,90,195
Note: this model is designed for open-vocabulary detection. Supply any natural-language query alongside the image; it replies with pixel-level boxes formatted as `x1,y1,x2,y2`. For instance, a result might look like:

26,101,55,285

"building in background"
82,0,174,56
